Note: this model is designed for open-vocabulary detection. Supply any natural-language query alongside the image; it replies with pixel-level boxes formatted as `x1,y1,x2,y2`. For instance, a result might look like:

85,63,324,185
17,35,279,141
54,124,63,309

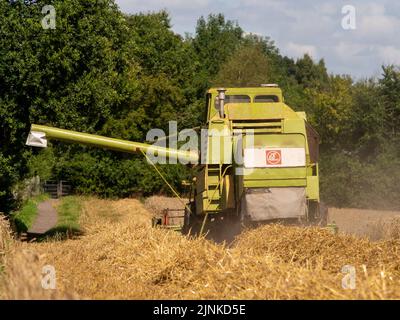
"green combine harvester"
27,85,325,239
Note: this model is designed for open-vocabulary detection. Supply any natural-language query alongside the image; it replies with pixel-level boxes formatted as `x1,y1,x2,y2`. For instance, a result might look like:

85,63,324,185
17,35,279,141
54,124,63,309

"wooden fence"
43,180,72,198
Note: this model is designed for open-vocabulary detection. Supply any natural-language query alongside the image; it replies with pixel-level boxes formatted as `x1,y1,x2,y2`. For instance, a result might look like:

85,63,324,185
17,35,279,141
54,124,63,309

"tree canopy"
212,41,271,87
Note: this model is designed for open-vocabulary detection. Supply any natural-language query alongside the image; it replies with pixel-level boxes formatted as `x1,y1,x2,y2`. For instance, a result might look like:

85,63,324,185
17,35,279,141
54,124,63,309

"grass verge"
44,196,83,239
11,194,49,233
0,217,12,277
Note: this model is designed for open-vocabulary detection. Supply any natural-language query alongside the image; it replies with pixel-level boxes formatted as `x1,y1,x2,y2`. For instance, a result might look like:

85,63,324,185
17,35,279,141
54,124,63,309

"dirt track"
27,199,58,236
328,208,400,240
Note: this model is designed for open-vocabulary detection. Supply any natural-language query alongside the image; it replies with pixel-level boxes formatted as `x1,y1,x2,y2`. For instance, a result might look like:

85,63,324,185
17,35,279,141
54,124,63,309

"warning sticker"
266,150,282,165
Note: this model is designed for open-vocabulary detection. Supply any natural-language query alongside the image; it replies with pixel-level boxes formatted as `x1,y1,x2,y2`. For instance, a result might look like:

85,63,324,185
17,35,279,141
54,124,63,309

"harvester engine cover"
240,187,307,221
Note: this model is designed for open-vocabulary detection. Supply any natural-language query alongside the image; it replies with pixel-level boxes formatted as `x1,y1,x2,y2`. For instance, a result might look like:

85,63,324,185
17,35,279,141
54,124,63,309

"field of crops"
2,197,400,299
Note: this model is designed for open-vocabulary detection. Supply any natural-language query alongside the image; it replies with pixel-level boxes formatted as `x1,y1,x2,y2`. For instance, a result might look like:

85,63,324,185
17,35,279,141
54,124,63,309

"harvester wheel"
319,202,328,227
307,201,328,227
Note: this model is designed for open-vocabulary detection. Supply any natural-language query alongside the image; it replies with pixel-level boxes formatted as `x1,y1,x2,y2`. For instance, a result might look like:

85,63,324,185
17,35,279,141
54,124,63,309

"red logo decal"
266,150,282,165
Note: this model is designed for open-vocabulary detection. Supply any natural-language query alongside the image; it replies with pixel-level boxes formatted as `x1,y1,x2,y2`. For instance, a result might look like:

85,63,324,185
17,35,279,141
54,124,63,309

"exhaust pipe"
217,88,227,118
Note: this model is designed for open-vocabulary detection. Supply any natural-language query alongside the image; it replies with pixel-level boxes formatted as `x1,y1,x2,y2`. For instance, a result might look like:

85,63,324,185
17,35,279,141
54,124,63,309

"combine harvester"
26,85,325,239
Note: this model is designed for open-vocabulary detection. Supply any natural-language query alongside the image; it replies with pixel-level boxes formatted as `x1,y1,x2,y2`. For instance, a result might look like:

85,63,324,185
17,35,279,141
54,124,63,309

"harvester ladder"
199,165,231,235
206,164,222,209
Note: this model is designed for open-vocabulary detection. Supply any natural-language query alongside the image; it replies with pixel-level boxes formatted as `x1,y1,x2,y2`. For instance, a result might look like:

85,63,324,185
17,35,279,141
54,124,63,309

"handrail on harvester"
26,124,199,164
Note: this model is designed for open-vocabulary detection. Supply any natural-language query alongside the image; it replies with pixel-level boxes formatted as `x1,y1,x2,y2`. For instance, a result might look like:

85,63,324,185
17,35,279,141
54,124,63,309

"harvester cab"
26,85,324,238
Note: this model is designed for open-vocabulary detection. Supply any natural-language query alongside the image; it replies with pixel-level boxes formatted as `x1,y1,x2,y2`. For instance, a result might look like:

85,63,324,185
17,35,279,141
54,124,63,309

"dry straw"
1,198,400,299
0,217,12,268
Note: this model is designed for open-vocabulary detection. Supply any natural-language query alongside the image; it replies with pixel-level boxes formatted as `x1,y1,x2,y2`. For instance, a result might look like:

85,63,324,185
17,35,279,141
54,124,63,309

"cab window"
254,95,279,103
225,95,251,103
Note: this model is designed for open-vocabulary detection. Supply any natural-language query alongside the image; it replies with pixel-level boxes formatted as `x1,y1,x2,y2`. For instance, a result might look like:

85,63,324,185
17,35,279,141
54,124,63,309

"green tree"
305,75,354,150
295,54,329,89
379,65,400,139
191,14,243,93
0,0,139,211
212,43,271,87
349,79,386,157
122,12,199,131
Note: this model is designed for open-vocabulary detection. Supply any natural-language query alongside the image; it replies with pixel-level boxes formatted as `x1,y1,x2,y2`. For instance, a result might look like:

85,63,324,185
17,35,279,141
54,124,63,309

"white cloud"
377,46,400,65
358,13,400,37
318,3,337,15
334,42,367,61
285,42,317,59
243,31,263,37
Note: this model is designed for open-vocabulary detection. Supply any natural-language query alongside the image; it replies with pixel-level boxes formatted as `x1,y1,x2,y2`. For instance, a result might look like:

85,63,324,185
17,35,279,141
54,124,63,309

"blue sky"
115,0,400,79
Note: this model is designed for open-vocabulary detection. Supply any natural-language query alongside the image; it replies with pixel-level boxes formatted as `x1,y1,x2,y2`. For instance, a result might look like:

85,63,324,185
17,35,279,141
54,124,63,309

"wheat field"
2,198,400,299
